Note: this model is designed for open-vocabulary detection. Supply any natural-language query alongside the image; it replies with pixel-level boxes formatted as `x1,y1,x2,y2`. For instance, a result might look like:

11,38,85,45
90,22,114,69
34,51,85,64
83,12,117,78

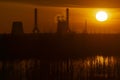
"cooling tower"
11,21,24,35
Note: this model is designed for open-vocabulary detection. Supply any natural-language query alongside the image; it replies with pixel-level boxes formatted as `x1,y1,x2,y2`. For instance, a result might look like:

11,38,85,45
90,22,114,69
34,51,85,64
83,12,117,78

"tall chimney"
33,8,39,33
35,8,37,28
66,8,69,32
83,19,87,34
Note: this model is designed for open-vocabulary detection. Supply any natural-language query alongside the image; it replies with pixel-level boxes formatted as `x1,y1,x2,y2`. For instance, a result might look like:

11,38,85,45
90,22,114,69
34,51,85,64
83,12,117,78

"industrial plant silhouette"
11,8,71,35
1,7,120,58
1,8,120,80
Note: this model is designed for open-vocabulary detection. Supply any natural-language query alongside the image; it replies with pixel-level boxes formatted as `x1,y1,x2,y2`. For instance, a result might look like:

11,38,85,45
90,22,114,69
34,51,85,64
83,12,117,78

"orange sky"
0,2,120,34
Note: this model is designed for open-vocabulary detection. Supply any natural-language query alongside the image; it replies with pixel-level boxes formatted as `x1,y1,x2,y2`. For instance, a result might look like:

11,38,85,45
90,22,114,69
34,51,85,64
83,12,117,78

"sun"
96,11,108,22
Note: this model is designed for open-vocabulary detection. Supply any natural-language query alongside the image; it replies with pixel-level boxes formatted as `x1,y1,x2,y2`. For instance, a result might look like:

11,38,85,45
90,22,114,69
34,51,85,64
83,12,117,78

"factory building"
57,8,70,34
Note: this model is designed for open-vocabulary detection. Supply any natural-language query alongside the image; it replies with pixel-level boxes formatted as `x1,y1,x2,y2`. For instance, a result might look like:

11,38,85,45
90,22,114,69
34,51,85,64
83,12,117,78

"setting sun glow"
96,11,108,22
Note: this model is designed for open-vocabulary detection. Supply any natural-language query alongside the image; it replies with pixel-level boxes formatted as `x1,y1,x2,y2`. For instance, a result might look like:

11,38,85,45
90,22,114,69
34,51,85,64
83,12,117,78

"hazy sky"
1,1,120,33
2,0,120,8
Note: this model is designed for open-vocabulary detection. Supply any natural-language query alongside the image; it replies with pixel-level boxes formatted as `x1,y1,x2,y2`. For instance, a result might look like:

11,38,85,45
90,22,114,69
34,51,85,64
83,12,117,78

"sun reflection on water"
0,55,120,80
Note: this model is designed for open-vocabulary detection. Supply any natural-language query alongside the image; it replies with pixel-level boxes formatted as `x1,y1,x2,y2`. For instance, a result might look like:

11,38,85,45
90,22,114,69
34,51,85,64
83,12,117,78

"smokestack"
33,8,39,33
83,19,87,34
35,8,37,29
66,8,69,32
